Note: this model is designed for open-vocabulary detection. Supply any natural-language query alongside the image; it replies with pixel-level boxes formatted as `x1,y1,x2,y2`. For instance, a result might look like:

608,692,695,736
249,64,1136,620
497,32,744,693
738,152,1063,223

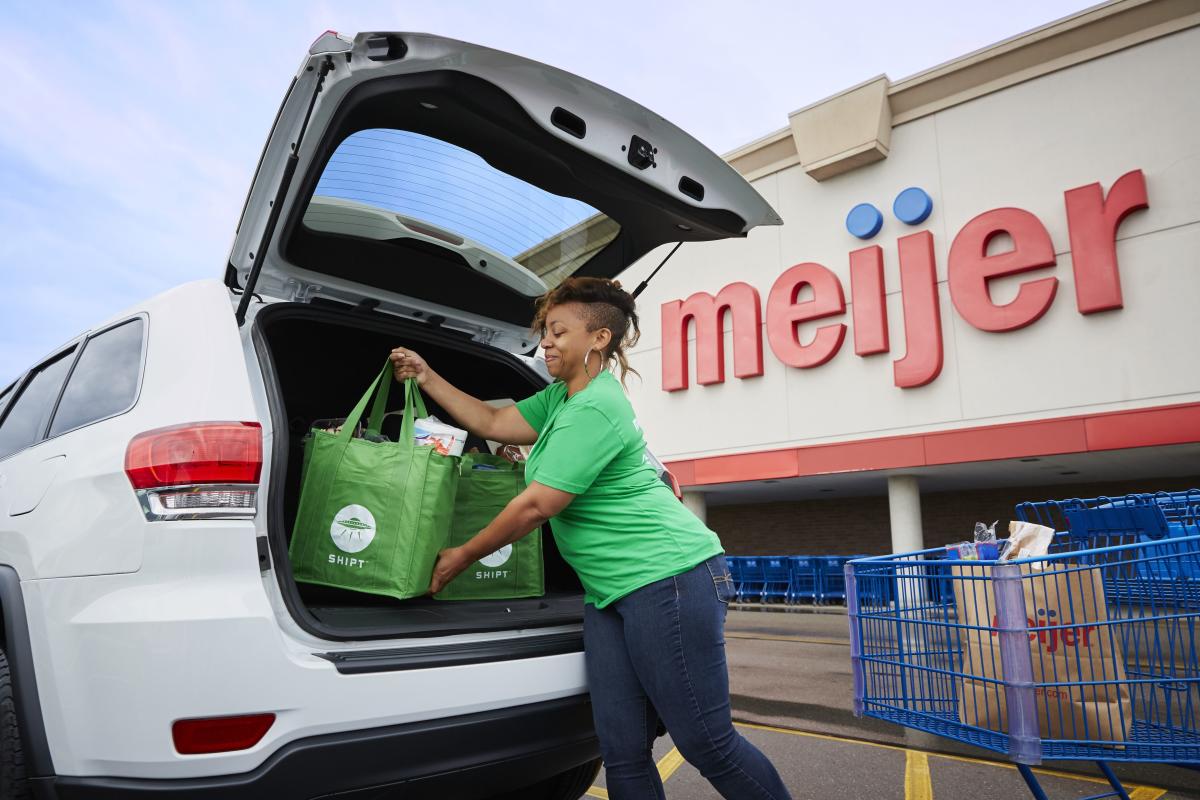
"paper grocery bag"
953,563,1131,742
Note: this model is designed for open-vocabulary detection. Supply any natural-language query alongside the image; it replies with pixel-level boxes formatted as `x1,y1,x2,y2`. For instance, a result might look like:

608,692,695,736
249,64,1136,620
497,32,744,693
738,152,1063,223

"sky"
0,0,1103,384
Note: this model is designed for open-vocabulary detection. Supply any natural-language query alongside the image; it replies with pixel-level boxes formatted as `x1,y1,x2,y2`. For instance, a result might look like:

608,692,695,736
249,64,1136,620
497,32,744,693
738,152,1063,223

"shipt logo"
330,504,376,553
479,545,513,568
661,170,1148,390
475,545,513,580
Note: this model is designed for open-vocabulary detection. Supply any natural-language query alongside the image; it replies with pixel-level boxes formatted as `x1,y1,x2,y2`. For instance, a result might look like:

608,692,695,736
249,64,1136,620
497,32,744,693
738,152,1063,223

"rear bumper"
37,695,598,800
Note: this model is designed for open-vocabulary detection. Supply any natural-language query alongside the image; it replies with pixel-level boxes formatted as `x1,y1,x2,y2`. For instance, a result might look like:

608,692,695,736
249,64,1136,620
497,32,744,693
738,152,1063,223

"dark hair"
531,277,641,384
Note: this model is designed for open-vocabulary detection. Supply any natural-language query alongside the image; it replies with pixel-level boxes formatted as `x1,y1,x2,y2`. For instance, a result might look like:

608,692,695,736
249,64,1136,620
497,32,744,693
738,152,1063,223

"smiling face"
539,302,611,383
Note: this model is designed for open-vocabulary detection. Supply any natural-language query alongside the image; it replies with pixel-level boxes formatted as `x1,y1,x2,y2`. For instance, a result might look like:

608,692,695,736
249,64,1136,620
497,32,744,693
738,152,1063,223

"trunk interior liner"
252,302,585,643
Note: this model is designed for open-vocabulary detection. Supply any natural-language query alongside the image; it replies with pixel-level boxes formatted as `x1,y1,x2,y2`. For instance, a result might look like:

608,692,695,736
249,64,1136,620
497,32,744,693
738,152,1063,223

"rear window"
49,319,145,438
0,349,76,462
303,129,619,294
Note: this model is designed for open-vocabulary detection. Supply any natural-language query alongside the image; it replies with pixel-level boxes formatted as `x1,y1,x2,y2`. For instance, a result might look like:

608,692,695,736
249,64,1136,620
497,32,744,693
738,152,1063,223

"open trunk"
230,31,781,645
253,301,584,641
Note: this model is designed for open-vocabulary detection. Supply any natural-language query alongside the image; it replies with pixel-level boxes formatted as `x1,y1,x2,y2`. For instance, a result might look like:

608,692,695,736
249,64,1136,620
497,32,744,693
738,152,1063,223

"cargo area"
254,302,584,640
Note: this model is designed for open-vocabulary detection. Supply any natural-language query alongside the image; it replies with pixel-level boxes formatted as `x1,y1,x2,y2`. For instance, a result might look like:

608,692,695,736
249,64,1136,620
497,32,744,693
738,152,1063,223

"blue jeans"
583,555,792,800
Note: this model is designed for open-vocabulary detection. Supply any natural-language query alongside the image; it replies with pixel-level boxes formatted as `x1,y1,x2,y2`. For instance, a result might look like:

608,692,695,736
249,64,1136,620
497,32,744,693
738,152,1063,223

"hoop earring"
583,347,602,380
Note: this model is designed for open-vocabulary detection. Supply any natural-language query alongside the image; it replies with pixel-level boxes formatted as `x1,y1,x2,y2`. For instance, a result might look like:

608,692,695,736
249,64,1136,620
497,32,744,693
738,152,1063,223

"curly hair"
531,277,642,385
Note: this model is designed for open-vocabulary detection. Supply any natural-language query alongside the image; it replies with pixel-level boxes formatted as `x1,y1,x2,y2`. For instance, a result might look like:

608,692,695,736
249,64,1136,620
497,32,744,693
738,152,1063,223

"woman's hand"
390,347,430,386
428,546,474,595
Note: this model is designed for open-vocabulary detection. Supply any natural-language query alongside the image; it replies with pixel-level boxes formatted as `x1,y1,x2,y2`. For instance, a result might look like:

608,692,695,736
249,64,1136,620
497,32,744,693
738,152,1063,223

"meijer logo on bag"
331,504,376,554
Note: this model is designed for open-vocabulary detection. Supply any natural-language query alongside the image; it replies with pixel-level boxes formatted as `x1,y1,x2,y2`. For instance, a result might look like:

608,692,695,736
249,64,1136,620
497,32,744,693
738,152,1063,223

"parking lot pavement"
583,608,1200,799
587,722,1192,799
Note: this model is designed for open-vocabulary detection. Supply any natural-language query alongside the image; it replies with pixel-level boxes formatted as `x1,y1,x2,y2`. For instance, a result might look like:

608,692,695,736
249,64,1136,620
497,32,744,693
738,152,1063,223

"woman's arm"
391,347,537,445
428,481,574,594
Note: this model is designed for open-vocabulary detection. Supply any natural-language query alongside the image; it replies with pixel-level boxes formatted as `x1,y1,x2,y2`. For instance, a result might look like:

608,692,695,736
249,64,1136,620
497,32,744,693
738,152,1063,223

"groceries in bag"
289,365,459,600
380,410,468,457
435,452,544,601
307,417,389,442
945,541,980,560
481,399,531,462
413,415,468,457
945,520,1005,561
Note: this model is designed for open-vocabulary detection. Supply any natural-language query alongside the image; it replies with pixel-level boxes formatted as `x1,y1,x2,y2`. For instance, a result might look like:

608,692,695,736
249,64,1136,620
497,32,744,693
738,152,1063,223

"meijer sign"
661,170,1148,391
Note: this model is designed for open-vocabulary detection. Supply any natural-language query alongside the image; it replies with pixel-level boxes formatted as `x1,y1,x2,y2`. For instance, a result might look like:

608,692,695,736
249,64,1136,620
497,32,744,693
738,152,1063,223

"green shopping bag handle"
337,362,428,445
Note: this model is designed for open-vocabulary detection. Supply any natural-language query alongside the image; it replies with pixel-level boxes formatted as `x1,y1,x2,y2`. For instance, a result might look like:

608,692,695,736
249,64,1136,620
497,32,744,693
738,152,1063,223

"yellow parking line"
657,746,686,781
586,748,685,798
928,750,1157,788
726,631,849,647
732,721,1167,794
905,750,933,800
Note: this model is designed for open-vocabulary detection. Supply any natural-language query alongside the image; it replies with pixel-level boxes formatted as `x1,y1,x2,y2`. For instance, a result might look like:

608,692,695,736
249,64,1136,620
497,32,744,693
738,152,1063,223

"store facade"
619,0,1200,556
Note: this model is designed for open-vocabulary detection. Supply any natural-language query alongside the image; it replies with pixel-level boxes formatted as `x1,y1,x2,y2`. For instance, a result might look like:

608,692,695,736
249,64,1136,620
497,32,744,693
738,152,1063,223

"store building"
619,0,1200,557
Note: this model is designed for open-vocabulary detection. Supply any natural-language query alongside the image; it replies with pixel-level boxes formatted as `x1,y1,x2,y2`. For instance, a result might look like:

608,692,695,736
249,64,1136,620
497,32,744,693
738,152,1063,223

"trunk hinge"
235,55,336,327
285,279,319,303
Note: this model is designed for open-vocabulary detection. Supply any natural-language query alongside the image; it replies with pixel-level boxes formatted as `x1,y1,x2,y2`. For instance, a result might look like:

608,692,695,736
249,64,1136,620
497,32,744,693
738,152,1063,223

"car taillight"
125,422,262,521
173,713,275,755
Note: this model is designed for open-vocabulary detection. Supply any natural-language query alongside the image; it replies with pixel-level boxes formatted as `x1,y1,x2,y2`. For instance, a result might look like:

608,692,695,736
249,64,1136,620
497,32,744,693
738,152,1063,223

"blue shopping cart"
726,556,746,598
816,555,866,605
736,557,767,602
762,557,792,603
846,493,1200,799
787,556,820,604
1017,490,1200,585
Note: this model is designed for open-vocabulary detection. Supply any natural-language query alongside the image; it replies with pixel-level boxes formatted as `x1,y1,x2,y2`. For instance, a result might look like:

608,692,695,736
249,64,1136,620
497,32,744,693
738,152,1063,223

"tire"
491,757,602,800
0,648,30,800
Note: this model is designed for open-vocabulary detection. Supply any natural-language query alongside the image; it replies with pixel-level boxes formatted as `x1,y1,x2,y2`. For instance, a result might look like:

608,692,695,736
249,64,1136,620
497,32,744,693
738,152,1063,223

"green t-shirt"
515,371,723,608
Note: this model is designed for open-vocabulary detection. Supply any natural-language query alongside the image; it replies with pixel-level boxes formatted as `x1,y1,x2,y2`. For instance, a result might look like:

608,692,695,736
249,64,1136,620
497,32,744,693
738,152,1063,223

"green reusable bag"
435,452,544,601
289,364,459,600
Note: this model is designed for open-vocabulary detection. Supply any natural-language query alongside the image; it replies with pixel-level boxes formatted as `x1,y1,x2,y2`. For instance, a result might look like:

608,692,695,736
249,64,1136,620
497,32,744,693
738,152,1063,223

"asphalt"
584,606,1200,800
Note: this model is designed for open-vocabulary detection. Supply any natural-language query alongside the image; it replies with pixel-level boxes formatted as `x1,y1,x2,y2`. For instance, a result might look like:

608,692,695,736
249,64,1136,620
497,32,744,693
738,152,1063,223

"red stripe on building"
665,402,1200,487
1084,404,1200,451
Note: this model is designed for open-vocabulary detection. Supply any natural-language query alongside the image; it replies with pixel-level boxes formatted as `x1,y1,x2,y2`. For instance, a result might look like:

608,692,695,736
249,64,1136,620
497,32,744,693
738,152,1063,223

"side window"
49,319,145,438
0,349,77,462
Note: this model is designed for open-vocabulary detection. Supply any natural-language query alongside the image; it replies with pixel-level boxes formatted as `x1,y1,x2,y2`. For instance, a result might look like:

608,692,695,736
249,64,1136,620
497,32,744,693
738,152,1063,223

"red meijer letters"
661,169,1149,391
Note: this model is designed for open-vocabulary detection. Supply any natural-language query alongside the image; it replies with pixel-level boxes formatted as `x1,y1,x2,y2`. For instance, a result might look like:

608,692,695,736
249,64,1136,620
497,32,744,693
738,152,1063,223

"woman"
391,277,791,800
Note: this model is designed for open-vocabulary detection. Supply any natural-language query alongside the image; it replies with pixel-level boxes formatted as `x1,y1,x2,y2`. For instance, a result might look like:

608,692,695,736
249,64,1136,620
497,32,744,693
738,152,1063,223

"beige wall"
618,26,1200,464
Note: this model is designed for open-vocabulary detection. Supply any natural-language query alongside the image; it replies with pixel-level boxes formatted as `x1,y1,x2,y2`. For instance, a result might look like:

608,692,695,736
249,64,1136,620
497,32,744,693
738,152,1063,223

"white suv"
0,31,779,799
